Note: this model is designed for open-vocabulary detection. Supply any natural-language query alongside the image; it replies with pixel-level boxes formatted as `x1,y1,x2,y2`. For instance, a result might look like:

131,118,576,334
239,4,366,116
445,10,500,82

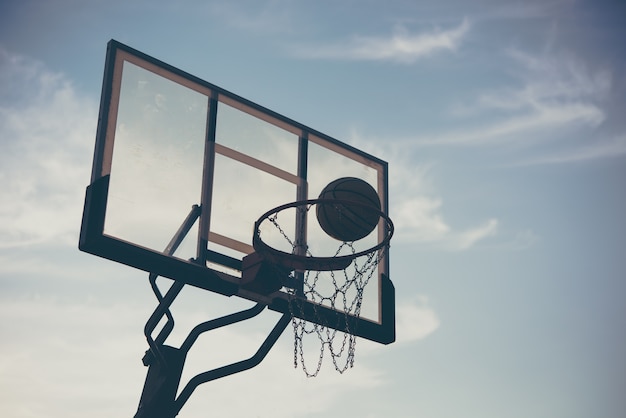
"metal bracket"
135,304,289,418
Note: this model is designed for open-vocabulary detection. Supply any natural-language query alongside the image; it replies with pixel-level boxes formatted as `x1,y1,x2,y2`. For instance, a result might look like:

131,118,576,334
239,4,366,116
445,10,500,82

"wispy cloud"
515,134,626,165
0,47,96,248
396,296,440,343
430,48,610,147
0,296,146,417
295,18,470,63
383,43,625,170
394,194,499,250
394,196,450,241
505,48,611,103
207,0,296,35
423,103,604,146
451,218,499,250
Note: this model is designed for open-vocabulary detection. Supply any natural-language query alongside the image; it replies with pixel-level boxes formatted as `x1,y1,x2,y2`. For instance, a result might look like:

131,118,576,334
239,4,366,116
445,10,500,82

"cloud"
394,196,499,250
0,296,147,418
207,0,296,35
505,48,611,103
0,47,96,248
388,158,497,250
396,296,440,343
430,48,610,147
401,46,625,169
450,218,499,250
429,102,604,146
295,18,470,63
394,196,450,240
515,134,626,165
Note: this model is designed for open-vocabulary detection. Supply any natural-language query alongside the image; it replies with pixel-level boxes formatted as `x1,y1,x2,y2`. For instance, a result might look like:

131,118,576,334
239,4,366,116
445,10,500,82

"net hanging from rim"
255,199,392,377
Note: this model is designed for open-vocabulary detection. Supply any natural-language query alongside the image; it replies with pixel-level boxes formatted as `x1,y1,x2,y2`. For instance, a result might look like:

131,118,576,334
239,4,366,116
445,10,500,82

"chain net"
266,205,384,377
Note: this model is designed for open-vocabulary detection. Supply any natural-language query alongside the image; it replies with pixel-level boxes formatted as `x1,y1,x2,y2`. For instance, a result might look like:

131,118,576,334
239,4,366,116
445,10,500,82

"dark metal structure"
78,40,396,417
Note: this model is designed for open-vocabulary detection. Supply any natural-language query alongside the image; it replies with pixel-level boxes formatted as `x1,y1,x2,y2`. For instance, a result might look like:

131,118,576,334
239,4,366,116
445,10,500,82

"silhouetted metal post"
134,345,186,418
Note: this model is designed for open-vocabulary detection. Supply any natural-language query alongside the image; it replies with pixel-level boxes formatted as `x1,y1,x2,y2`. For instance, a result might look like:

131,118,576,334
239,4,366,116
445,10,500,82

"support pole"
134,345,186,418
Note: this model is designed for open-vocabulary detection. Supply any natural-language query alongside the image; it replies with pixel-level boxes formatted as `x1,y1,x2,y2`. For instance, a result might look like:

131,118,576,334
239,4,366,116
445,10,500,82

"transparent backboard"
79,40,394,344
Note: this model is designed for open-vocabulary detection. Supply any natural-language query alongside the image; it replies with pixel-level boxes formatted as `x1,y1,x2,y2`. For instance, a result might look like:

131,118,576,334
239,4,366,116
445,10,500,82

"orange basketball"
316,177,381,241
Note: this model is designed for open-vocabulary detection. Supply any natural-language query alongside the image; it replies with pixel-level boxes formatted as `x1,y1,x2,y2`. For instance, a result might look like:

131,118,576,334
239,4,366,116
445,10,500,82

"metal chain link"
263,204,385,377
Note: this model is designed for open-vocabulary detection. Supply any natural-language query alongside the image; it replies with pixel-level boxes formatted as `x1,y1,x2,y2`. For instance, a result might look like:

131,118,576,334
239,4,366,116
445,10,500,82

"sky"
1,0,625,417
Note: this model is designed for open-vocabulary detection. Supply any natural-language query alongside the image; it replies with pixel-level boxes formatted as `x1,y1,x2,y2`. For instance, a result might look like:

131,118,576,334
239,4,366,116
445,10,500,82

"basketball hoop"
251,198,394,376
252,199,393,271
81,40,397,416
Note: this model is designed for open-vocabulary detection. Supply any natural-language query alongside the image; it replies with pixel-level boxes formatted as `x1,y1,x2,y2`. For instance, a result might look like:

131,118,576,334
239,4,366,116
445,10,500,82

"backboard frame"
79,39,394,344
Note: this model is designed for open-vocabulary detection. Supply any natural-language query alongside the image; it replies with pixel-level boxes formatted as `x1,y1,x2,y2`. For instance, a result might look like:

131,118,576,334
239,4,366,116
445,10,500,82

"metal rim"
252,198,394,271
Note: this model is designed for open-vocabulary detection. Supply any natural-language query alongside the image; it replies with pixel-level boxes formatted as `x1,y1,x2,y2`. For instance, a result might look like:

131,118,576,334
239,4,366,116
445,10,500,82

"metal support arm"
172,309,291,416
135,303,290,418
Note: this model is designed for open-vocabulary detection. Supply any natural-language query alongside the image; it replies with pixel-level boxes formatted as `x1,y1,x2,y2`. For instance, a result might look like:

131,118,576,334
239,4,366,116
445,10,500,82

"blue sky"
1,1,625,417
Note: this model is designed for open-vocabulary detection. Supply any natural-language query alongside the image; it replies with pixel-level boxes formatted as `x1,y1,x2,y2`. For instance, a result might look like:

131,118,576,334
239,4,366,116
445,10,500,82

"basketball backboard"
79,40,394,344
